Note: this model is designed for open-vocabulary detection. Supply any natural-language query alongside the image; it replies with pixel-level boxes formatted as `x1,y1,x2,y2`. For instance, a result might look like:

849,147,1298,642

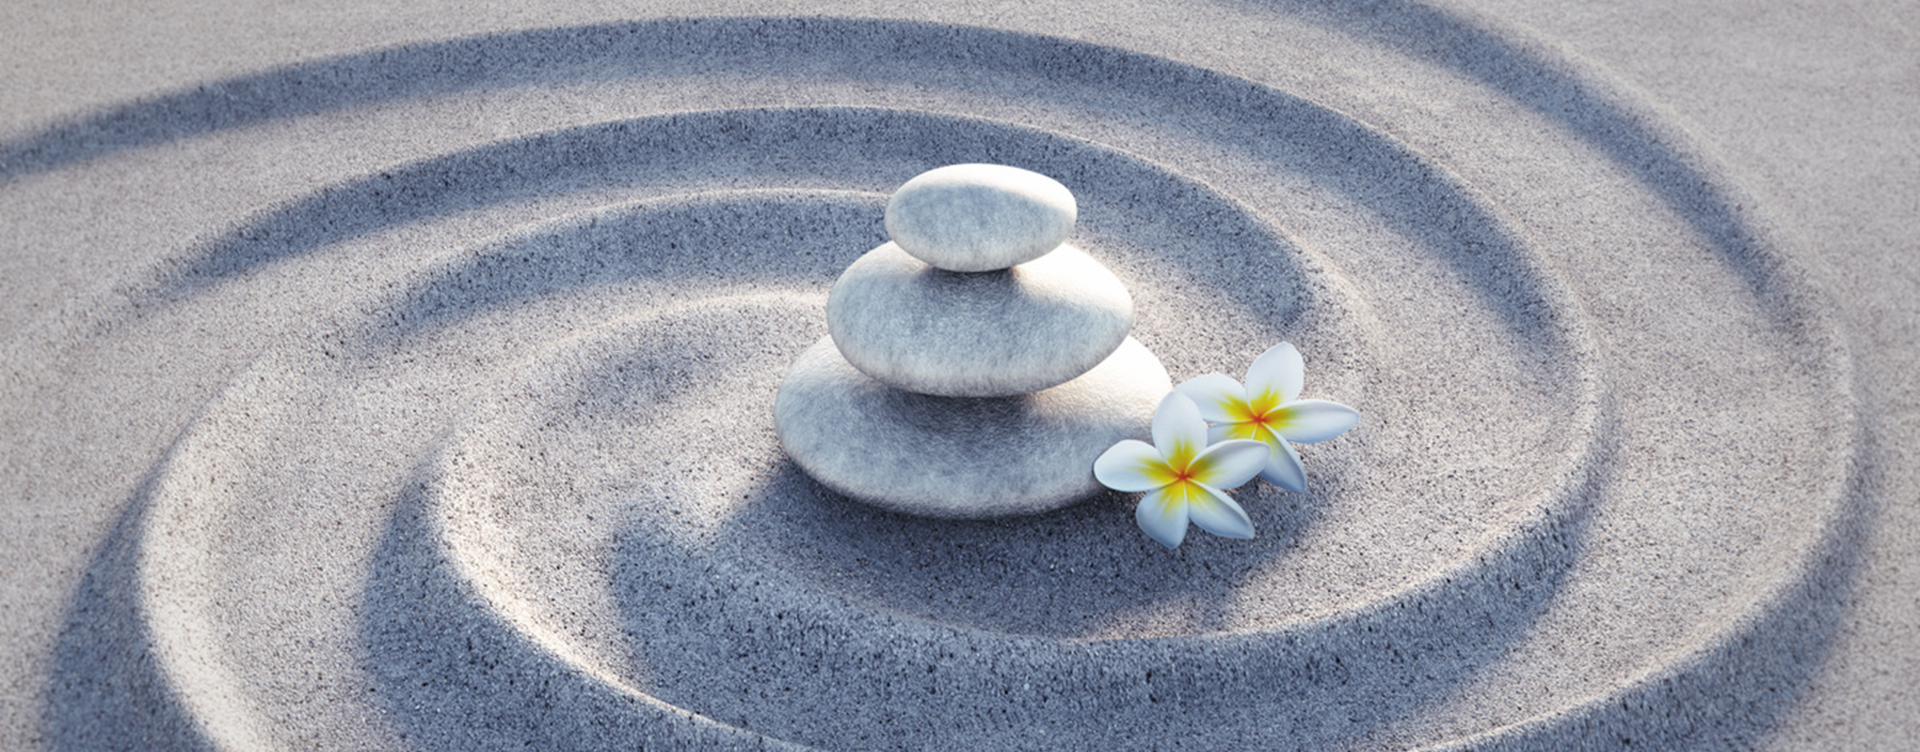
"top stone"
884,164,1077,272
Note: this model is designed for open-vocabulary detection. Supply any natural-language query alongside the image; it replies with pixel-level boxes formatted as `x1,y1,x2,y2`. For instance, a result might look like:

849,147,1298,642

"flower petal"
1173,373,1247,423
1259,434,1308,492
1273,399,1360,443
1185,482,1255,539
1135,485,1190,549
1094,440,1174,492
1207,422,1241,444
1245,342,1305,406
1188,439,1271,490
1151,392,1209,468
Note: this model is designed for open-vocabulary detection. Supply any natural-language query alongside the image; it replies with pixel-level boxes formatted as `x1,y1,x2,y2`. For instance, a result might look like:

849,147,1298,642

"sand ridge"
3,3,1909,751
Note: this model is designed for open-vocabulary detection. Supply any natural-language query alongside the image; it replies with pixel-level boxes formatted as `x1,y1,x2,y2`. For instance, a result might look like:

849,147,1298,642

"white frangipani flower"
1174,342,1358,492
1094,392,1271,549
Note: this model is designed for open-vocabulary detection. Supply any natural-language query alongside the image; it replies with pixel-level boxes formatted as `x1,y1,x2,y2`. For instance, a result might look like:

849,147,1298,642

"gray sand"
1,1,1914,750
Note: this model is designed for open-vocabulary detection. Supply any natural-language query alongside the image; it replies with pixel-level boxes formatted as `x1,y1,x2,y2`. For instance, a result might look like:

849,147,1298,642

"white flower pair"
1094,342,1358,548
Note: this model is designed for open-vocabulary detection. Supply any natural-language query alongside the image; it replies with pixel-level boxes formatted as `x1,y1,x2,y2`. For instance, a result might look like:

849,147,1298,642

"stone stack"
775,164,1172,518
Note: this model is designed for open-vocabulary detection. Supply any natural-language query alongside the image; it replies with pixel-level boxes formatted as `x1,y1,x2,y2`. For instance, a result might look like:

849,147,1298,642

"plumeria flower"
1094,392,1272,549
1175,342,1358,492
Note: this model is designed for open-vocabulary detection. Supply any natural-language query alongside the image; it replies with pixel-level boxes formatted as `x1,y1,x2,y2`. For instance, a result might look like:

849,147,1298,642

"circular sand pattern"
16,9,1857,752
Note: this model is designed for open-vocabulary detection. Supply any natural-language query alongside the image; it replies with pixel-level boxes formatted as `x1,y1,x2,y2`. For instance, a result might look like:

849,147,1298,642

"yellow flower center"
1162,439,1198,473
1223,390,1288,445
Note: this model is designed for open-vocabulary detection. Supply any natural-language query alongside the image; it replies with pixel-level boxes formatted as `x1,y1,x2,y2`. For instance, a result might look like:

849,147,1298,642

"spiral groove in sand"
16,10,1857,752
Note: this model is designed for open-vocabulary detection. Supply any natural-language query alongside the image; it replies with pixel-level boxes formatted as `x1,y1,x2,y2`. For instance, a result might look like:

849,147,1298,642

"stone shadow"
707,460,1336,639
608,431,1600,750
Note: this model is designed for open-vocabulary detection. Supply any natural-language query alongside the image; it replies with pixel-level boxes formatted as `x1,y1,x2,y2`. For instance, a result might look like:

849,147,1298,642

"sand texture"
2,1,1915,750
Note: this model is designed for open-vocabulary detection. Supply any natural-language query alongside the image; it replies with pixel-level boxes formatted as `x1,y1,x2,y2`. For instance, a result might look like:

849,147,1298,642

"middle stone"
826,241,1134,397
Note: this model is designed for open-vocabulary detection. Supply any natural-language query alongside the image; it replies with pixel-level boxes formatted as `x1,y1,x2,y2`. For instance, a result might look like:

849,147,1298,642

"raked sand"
2,1,1915,750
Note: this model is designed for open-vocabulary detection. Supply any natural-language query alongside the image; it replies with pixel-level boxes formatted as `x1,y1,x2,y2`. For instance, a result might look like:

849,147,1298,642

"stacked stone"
775,164,1171,518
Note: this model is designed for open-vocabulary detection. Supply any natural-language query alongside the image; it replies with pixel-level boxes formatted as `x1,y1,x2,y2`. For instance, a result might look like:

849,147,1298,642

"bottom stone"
773,335,1171,518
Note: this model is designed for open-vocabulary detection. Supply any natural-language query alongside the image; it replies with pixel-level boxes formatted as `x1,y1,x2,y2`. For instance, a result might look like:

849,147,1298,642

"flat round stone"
827,242,1133,397
884,164,1077,272
774,336,1171,518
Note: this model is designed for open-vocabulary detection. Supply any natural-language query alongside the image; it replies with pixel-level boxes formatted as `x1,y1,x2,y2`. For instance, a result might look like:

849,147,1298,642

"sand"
2,0,1915,750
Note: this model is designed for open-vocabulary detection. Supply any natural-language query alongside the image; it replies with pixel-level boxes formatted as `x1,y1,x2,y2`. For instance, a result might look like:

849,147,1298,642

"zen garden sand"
3,2,1916,750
